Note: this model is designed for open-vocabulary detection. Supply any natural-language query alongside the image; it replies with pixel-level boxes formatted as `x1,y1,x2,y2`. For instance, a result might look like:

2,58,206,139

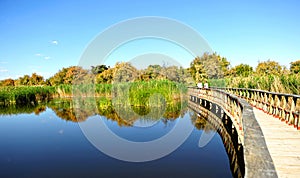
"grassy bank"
0,80,187,106
50,80,187,107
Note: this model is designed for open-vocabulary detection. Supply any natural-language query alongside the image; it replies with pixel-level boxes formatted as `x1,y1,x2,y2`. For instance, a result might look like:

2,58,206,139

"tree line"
0,63,193,86
189,53,299,94
189,52,299,81
1,52,299,94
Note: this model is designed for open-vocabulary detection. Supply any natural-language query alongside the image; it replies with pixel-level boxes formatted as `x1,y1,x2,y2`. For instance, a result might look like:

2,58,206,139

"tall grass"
113,80,186,106
0,80,187,106
225,74,300,94
0,86,56,105
208,79,226,88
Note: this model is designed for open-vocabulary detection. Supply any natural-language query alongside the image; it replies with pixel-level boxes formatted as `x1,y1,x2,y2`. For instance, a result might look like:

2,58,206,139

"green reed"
224,74,300,94
0,80,187,106
112,80,187,107
0,86,56,105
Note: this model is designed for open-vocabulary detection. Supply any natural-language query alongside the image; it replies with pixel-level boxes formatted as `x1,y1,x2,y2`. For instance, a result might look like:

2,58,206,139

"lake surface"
0,100,235,178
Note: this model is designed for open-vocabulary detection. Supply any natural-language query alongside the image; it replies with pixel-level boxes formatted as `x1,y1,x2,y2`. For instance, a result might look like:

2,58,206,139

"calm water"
0,100,233,178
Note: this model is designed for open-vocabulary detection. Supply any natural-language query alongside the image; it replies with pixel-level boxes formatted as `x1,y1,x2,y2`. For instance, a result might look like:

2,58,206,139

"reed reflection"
0,98,188,126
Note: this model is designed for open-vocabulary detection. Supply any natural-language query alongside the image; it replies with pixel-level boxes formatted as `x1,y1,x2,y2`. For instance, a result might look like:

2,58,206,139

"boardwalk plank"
253,108,300,178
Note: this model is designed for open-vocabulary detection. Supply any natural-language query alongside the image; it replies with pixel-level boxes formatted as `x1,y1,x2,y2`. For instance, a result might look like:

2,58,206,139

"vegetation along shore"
0,53,299,106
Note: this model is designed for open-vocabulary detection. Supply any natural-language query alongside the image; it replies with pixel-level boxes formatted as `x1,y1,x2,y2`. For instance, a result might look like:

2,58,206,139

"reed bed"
113,80,186,106
0,80,187,106
224,74,300,95
0,86,56,105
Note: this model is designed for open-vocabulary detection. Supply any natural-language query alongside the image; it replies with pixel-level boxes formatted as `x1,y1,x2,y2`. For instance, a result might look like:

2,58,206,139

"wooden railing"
188,87,278,177
188,99,245,178
188,87,244,145
212,87,300,130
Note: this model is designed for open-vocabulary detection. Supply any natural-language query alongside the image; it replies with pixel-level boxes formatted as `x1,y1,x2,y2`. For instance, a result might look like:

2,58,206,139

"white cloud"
35,53,43,57
0,61,8,64
51,40,58,45
0,69,8,72
35,53,50,60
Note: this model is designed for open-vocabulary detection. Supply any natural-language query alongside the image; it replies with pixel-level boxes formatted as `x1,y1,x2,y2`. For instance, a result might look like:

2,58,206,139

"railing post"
280,96,287,121
288,97,296,125
189,87,300,132
268,93,274,115
274,95,280,118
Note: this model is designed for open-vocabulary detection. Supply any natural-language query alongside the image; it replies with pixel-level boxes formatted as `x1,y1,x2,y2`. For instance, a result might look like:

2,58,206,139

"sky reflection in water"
0,101,232,178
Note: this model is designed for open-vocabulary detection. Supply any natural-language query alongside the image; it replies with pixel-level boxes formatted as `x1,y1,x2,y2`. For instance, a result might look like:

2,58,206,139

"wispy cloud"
0,67,8,72
51,40,58,45
0,61,8,64
0,69,8,73
35,53,51,60
35,53,43,57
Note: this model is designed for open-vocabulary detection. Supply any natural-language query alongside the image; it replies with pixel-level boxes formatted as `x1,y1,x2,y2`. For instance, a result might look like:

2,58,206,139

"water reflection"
0,104,46,115
0,98,188,126
189,100,244,178
0,98,244,177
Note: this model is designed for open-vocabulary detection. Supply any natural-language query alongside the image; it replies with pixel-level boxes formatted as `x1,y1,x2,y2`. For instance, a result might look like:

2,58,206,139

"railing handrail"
187,87,278,177
188,86,245,143
210,86,300,98
206,86,300,129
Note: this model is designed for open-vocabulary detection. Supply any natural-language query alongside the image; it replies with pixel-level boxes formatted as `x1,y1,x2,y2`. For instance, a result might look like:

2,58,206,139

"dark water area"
0,99,236,178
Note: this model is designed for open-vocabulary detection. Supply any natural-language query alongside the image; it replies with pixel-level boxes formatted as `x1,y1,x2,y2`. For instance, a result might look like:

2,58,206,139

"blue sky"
0,0,300,80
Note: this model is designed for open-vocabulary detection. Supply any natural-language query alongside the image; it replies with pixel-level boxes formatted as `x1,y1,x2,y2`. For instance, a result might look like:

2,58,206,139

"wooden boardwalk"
253,108,300,178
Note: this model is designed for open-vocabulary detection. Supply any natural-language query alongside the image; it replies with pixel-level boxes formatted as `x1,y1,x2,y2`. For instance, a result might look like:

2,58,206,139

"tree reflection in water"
0,98,188,127
0,97,244,177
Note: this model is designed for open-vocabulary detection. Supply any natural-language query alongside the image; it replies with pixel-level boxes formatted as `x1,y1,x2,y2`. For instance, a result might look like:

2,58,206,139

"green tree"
49,68,67,85
190,53,228,83
162,66,180,82
64,66,88,84
15,75,30,86
91,65,109,74
113,62,139,83
217,54,230,76
140,65,163,81
1,78,15,86
229,64,253,77
256,60,282,75
189,56,208,83
29,73,45,85
48,66,88,85
95,67,114,84
290,60,300,74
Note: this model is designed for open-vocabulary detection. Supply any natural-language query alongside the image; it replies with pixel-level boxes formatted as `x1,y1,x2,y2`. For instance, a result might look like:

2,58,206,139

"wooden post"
280,96,287,121
274,95,280,118
288,97,296,125
269,93,274,115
